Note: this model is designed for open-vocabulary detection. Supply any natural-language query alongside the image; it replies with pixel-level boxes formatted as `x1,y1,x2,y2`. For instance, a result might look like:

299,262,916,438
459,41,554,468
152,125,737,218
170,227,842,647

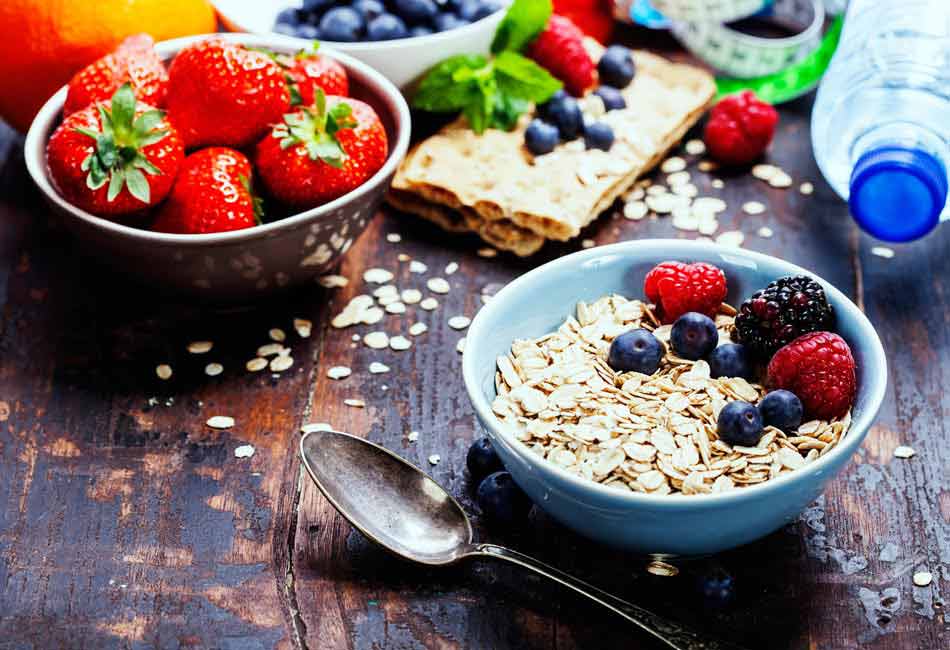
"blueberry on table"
433,12,469,32
367,13,409,40
476,471,532,525
608,328,663,375
394,0,439,23
670,312,718,360
544,93,583,140
758,389,804,432
352,0,386,21
593,85,626,111
696,565,736,608
708,343,751,379
466,437,503,480
319,7,365,41
717,400,764,446
598,45,636,89
524,119,559,155
583,122,614,151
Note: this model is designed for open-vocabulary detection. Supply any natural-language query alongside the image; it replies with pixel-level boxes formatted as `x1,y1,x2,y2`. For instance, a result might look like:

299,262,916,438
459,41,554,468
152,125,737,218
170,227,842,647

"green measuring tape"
715,14,843,103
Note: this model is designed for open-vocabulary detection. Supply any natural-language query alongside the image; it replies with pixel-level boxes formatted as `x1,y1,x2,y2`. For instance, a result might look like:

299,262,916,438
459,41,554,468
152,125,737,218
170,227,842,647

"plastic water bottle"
811,0,950,242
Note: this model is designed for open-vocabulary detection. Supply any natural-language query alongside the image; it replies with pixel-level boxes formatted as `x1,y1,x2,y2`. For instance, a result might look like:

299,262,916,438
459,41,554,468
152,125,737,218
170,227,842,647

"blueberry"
296,23,321,39
717,400,764,446
275,7,300,25
432,12,469,31
708,343,751,379
544,94,583,140
352,0,385,21
274,22,298,36
319,7,365,41
409,25,434,37
458,0,498,21
536,89,567,122
302,0,334,11
466,437,503,480
696,565,735,609
593,85,626,111
367,13,409,40
394,0,439,23
598,45,636,88
607,329,663,375
670,312,718,360
476,471,532,525
583,122,614,151
524,119,559,155
759,390,803,432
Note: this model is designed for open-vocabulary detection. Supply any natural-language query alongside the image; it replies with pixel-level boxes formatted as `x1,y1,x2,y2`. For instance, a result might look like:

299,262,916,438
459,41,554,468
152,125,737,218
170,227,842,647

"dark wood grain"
0,29,947,650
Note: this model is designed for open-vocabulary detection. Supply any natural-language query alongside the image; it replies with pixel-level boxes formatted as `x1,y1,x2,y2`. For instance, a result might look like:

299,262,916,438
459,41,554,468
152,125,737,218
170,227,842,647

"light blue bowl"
462,240,887,556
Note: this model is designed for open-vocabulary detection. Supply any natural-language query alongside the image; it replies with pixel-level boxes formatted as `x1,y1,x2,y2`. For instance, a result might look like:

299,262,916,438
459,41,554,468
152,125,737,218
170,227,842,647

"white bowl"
213,0,509,89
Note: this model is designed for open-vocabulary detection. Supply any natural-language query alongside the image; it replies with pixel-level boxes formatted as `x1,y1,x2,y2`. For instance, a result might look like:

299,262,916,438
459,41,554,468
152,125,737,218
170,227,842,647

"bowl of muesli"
462,240,886,556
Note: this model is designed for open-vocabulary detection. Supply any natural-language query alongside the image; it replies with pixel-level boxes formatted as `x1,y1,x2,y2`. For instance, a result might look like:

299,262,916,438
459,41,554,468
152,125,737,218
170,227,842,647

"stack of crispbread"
387,47,716,256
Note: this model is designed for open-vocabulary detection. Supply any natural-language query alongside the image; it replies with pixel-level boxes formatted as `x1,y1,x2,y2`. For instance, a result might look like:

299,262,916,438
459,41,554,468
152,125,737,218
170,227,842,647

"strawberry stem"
74,83,169,204
271,89,355,169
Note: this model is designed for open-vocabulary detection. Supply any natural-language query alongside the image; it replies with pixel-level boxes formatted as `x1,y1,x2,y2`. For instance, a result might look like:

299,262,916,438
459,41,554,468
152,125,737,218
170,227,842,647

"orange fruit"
0,0,217,133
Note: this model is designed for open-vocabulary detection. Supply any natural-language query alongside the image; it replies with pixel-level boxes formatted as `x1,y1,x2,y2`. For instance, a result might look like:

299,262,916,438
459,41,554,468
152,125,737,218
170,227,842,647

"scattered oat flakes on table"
427,278,450,294
187,341,213,354
155,364,173,380
428,454,440,465
444,262,459,275
742,201,766,215
420,298,439,311
269,328,286,342
386,233,402,243
318,274,348,288
448,316,471,330
390,336,412,351
234,444,255,459
799,181,814,195
363,332,390,349
207,415,234,429
477,247,497,258
407,431,420,442
409,322,428,336
757,226,774,238
871,246,895,259
246,358,268,372
270,355,293,372
369,362,390,374
327,366,351,380
204,362,223,377
893,445,915,459
364,268,394,284
913,571,933,587
344,399,365,408
294,318,312,338
409,260,428,274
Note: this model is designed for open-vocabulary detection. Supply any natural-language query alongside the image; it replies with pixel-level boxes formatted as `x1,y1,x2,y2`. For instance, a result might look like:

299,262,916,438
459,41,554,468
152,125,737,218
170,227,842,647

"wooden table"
0,28,946,650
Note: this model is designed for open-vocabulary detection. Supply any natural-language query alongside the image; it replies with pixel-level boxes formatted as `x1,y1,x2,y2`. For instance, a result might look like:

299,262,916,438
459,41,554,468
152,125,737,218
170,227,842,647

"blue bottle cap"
849,146,948,242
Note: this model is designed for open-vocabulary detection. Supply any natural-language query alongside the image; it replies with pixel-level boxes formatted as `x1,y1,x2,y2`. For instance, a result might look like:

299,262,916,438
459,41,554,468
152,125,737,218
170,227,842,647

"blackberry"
732,275,834,358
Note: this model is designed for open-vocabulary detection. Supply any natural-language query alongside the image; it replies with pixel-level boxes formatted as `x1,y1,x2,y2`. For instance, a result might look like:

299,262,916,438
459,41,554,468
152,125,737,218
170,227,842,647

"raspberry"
554,0,615,43
703,90,778,166
767,332,856,420
643,261,727,323
527,15,596,97
733,275,835,358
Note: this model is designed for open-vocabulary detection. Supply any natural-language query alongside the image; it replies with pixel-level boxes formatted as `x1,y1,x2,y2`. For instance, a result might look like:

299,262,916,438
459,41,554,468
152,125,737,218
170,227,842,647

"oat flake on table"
188,341,213,354
490,294,851,496
427,278,450,294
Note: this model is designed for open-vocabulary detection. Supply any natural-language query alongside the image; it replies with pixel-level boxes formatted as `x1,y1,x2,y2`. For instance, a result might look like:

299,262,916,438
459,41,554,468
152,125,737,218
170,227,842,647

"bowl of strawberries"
24,33,411,299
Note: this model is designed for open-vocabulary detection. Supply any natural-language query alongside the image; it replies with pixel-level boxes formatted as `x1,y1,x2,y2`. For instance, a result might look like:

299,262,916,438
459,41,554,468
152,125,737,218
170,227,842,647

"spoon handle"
471,544,748,650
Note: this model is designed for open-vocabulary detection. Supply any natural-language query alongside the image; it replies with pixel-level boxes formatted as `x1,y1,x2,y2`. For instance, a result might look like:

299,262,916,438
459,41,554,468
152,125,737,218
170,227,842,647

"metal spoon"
300,430,748,650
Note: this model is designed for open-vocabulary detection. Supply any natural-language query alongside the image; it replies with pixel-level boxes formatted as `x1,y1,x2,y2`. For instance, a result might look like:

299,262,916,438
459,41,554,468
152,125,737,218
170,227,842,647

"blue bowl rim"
462,239,888,509
22,33,412,249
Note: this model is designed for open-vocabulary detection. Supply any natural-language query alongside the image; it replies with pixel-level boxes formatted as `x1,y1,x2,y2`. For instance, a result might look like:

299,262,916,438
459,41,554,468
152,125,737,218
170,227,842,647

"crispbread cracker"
387,48,715,255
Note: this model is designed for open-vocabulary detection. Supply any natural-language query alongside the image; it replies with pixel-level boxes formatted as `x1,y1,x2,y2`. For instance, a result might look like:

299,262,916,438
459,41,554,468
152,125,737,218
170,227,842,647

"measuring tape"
616,0,844,102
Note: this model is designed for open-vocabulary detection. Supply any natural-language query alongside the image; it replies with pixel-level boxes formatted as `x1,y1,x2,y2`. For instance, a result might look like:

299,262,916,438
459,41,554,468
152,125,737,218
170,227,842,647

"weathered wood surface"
0,32,946,650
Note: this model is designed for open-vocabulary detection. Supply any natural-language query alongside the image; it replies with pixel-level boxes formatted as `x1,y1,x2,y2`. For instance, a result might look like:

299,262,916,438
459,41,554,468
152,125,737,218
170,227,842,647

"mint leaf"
491,0,552,54
493,51,562,103
413,55,488,112
491,93,530,132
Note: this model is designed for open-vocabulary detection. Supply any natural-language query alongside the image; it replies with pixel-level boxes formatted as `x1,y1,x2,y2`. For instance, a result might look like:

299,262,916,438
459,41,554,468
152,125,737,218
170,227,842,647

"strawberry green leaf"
107,168,126,202
110,84,137,136
124,168,151,204
240,174,265,224
491,0,551,55
132,110,165,137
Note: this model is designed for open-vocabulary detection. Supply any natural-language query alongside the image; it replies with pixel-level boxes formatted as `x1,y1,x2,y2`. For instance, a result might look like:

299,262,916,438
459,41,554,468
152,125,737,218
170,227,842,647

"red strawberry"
64,34,169,116
46,84,183,217
644,261,727,323
166,38,291,149
255,92,388,209
767,331,856,420
152,147,261,234
704,90,779,166
527,15,596,96
554,0,615,43
280,48,349,106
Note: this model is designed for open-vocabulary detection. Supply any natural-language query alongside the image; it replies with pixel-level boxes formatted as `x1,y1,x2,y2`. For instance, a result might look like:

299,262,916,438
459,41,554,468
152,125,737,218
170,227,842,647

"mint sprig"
412,0,560,134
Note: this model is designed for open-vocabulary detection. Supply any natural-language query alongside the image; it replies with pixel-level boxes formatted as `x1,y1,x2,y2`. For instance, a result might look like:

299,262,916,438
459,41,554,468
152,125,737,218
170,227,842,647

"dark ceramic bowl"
24,33,411,300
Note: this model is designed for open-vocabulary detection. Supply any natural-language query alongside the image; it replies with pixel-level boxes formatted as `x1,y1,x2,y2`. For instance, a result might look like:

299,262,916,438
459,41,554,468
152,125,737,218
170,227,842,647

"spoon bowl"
300,429,473,565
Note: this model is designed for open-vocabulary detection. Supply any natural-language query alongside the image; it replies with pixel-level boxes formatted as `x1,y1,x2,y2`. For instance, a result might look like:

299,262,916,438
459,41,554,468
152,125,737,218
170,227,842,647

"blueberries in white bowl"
274,0,503,41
